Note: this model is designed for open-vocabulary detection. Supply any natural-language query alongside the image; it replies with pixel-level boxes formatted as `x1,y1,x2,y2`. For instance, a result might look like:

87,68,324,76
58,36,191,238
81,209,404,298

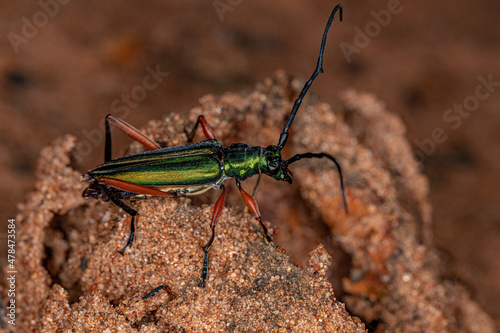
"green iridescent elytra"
86,139,290,196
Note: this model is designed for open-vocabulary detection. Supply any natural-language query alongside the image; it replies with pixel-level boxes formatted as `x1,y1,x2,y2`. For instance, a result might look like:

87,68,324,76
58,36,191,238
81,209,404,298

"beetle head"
264,145,292,184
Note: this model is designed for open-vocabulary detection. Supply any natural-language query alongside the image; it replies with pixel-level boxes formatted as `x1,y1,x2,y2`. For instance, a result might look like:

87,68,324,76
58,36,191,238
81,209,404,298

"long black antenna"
287,152,348,214
277,4,343,150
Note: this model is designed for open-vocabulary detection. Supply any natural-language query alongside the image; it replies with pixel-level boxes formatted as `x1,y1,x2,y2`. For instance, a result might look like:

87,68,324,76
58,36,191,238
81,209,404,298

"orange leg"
105,114,161,162
199,185,226,287
236,181,274,246
185,115,217,142
99,177,177,197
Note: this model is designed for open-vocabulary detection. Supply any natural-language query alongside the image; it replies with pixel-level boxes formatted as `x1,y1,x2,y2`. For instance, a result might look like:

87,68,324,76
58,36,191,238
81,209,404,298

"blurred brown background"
1,0,498,328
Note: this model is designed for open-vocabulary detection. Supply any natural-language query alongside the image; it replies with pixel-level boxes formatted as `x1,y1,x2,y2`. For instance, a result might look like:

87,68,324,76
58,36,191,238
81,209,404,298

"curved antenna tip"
287,152,349,215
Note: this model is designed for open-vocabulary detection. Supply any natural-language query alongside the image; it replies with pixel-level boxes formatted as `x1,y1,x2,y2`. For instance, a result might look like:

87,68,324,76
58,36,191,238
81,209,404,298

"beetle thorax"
222,144,263,180
222,144,291,183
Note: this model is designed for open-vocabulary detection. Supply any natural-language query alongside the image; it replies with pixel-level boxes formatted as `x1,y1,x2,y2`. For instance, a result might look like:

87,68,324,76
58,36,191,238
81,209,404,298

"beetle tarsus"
263,232,275,247
199,251,209,288
119,215,136,254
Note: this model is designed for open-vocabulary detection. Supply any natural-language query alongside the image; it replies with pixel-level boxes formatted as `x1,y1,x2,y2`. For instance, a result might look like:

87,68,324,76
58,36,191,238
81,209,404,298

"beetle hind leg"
96,177,177,254
119,214,137,254
199,230,214,288
98,184,139,253
105,114,161,162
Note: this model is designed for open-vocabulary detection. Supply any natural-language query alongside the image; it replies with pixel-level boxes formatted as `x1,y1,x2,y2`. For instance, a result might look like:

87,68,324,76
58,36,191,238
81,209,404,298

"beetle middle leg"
199,184,227,287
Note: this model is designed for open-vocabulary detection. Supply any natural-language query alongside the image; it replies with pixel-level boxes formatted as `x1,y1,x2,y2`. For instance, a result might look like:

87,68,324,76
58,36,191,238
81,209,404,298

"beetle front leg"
236,181,274,246
119,214,137,254
199,184,226,287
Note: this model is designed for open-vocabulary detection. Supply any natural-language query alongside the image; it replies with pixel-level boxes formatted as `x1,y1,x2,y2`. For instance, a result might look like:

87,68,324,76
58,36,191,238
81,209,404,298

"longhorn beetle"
82,4,346,287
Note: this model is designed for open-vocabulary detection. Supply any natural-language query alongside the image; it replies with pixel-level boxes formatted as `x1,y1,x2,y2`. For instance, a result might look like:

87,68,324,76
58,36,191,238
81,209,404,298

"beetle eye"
267,159,280,174
267,164,277,174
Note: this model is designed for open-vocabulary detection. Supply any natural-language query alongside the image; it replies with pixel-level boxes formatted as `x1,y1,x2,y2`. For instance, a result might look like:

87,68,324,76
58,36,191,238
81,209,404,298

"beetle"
82,4,346,287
